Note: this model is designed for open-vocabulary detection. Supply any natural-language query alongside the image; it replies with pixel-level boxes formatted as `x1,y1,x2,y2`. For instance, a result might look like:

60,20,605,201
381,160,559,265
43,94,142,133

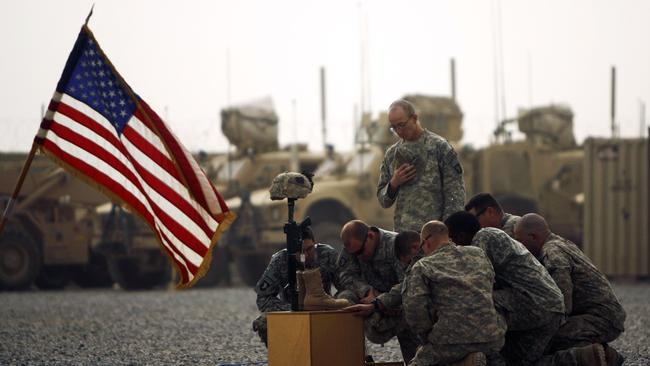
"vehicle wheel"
35,265,71,290
194,245,232,288
108,251,171,290
0,223,41,291
72,252,114,288
311,221,344,253
236,251,272,287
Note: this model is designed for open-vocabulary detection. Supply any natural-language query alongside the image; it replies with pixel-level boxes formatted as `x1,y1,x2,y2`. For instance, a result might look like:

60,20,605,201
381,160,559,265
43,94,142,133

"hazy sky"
1,0,649,154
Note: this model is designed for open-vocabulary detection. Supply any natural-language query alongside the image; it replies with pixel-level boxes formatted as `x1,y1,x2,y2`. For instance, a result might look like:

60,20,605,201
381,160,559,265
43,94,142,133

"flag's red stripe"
135,101,212,215
47,121,143,193
122,125,181,183
157,235,190,283
160,229,199,276
50,105,214,240
126,154,213,237
41,137,194,282
46,121,208,259
210,181,231,214
55,101,124,155
39,139,153,226
55,99,182,190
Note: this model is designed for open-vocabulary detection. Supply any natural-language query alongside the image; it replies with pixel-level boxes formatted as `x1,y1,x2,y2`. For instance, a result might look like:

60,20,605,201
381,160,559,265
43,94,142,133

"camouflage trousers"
547,313,624,353
493,288,577,366
338,289,419,364
409,339,503,366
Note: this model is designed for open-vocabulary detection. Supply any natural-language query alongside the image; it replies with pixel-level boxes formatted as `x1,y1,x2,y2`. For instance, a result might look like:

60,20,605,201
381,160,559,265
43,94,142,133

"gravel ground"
0,281,648,365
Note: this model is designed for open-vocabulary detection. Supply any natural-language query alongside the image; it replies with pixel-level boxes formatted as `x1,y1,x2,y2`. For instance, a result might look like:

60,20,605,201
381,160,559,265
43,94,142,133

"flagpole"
0,142,39,236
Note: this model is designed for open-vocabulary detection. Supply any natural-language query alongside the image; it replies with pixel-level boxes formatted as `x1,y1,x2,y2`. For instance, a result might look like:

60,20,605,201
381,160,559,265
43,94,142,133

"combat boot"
603,344,624,366
301,268,351,311
297,270,306,311
575,343,606,366
450,352,486,366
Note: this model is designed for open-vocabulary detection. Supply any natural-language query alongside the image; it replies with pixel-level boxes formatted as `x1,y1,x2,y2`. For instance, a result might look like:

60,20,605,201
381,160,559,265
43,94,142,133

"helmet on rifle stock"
269,172,313,200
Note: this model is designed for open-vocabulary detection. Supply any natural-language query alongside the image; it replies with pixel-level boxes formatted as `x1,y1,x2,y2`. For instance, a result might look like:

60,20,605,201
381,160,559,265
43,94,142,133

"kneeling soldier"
403,221,506,366
515,213,626,365
252,226,348,346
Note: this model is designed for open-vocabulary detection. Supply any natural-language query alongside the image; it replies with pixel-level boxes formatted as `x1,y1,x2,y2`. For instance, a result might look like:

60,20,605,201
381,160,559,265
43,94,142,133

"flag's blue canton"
64,38,136,135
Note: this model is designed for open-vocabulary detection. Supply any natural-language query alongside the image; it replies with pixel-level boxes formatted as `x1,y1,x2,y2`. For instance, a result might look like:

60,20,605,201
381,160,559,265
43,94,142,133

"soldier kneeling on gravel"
252,226,349,346
515,213,626,365
403,221,507,366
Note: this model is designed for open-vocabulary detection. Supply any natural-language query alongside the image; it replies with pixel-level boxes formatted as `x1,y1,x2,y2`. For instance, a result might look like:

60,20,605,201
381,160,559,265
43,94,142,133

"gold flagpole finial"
85,4,95,26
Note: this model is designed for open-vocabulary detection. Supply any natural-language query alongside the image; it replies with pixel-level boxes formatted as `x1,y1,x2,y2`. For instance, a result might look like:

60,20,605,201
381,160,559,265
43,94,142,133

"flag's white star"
120,110,127,117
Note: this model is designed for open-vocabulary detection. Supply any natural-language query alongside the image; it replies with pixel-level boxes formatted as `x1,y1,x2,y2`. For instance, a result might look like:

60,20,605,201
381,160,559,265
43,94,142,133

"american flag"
35,25,235,288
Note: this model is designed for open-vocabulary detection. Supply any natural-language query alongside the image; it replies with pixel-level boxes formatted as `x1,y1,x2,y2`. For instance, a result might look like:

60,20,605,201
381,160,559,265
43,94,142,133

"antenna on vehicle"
320,66,327,151
611,66,617,138
450,58,456,102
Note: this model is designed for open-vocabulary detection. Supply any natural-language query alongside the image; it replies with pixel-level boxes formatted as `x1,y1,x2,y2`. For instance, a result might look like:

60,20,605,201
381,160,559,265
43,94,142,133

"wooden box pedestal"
268,310,364,366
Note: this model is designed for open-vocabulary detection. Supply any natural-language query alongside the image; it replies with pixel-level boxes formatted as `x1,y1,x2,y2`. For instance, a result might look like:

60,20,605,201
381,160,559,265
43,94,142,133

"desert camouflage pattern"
377,129,465,232
337,228,403,299
402,243,505,365
500,212,521,238
471,227,565,330
540,234,626,351
376,253,423,310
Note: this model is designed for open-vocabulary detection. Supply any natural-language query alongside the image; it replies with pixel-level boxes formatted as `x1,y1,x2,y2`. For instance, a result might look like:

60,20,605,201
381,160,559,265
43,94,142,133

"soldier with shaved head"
515,213,626,364
403,220,506,366
338,219,418,363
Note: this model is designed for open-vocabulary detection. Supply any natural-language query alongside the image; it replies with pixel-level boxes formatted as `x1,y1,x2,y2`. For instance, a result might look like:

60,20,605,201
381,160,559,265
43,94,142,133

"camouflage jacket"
377,129,465,232
539,234,626,330
255,244,342,312
377,253,423,310
500,212,521,238
471,227,565,315
402,243,506,345
337,228,404,299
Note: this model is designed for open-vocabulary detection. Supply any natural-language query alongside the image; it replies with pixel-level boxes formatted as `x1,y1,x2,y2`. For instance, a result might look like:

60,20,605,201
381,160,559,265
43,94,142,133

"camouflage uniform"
540,234,626,352
471,228,565,366
252,244,342,345
500,212,521,238
377,129,465,232
337,228,418,363
402,243,506,366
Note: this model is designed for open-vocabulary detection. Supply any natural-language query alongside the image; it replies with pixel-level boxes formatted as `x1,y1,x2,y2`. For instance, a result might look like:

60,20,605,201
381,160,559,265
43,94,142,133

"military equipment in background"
94,203,173,290
466,104,584,244
0,153,112,290
225,95,463,286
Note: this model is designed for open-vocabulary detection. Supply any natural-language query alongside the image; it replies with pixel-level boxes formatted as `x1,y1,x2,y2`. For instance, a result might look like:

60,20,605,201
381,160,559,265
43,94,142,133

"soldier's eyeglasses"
389,115,413,133
348,228,369,256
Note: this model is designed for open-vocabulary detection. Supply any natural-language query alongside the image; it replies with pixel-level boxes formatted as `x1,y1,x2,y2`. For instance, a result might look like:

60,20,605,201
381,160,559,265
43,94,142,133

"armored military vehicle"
0,153,112,290
224,95,464,286
467,105,584,244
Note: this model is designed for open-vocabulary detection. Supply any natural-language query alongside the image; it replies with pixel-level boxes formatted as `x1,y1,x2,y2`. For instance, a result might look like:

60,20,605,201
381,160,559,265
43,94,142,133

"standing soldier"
515,213,626,365
252,226,347,346
465,192,521,238
377,99,465,232
403,221,506,366
338,220,418,364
